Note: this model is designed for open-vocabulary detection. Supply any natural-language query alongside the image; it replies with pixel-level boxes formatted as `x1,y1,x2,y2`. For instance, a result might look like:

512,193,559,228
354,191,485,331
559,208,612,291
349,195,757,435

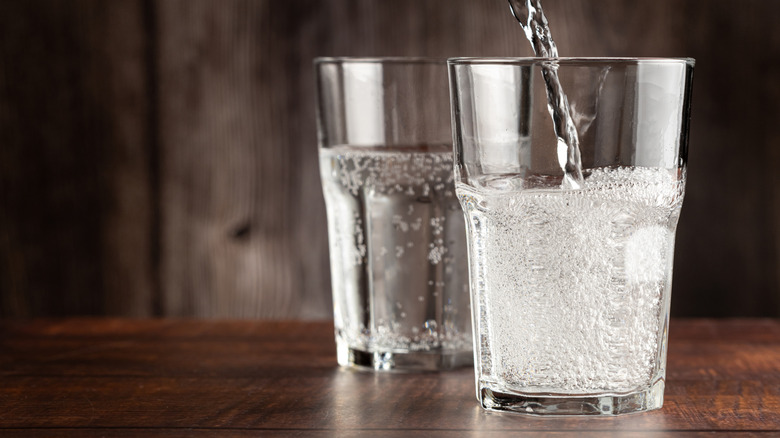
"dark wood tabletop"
0,319,778,436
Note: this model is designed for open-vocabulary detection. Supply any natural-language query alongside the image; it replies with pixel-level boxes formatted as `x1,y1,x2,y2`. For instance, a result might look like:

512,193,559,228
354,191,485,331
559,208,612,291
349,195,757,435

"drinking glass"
316,58,472,371
449,57,694,414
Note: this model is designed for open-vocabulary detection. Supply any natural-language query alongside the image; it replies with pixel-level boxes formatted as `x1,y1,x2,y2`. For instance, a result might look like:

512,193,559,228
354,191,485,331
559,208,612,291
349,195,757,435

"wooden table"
0,319,778,436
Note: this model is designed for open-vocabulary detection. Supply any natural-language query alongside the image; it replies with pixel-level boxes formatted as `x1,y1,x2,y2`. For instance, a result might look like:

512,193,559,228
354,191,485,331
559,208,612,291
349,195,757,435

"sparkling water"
320,145,471,356
458,167,685,393
508,0,584,189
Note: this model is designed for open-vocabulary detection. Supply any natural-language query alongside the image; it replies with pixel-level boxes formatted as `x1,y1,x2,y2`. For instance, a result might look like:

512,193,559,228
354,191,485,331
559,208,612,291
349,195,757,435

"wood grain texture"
0,319,778,435
0,434,776,438
0,0,153,317
0,0,779,317
675,0,780,317
156,0,298,317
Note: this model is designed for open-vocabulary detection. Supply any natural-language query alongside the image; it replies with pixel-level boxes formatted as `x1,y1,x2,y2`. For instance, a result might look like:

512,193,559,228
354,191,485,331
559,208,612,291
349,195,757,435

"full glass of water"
315,58,472,371
449,57,694,414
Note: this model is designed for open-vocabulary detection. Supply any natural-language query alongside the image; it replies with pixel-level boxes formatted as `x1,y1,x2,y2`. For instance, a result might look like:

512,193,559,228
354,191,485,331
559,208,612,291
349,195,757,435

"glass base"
337,341,472,371
478,378,665,416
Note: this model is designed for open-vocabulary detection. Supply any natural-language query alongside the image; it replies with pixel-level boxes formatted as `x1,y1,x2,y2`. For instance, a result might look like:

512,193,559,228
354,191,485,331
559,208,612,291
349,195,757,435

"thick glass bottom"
478,378,665,416
337,341,472,371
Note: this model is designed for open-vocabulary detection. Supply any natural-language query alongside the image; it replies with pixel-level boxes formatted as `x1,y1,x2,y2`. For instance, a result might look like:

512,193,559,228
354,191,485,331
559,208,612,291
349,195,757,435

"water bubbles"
321,145,459,198
625,225,670,284
428,245,445,264
320,145,472,355
392,215,409,232
430,217,445,236
462,166,681,392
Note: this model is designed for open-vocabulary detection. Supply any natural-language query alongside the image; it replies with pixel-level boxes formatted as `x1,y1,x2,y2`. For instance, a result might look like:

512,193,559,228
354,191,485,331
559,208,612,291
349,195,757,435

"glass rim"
314,56,447,65
447,57,695,67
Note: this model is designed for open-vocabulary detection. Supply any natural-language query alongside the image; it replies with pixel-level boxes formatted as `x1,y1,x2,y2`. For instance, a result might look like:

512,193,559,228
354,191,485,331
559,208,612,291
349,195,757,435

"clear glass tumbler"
316,58,472,371
449,57,694,414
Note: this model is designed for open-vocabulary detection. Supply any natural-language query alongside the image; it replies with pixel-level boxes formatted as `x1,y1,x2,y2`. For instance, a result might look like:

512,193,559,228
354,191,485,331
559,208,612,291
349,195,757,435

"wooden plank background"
0,0,778,318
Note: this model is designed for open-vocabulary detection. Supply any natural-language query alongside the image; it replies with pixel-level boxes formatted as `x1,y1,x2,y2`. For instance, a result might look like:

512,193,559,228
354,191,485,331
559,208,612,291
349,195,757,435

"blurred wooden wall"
0,0,779,318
